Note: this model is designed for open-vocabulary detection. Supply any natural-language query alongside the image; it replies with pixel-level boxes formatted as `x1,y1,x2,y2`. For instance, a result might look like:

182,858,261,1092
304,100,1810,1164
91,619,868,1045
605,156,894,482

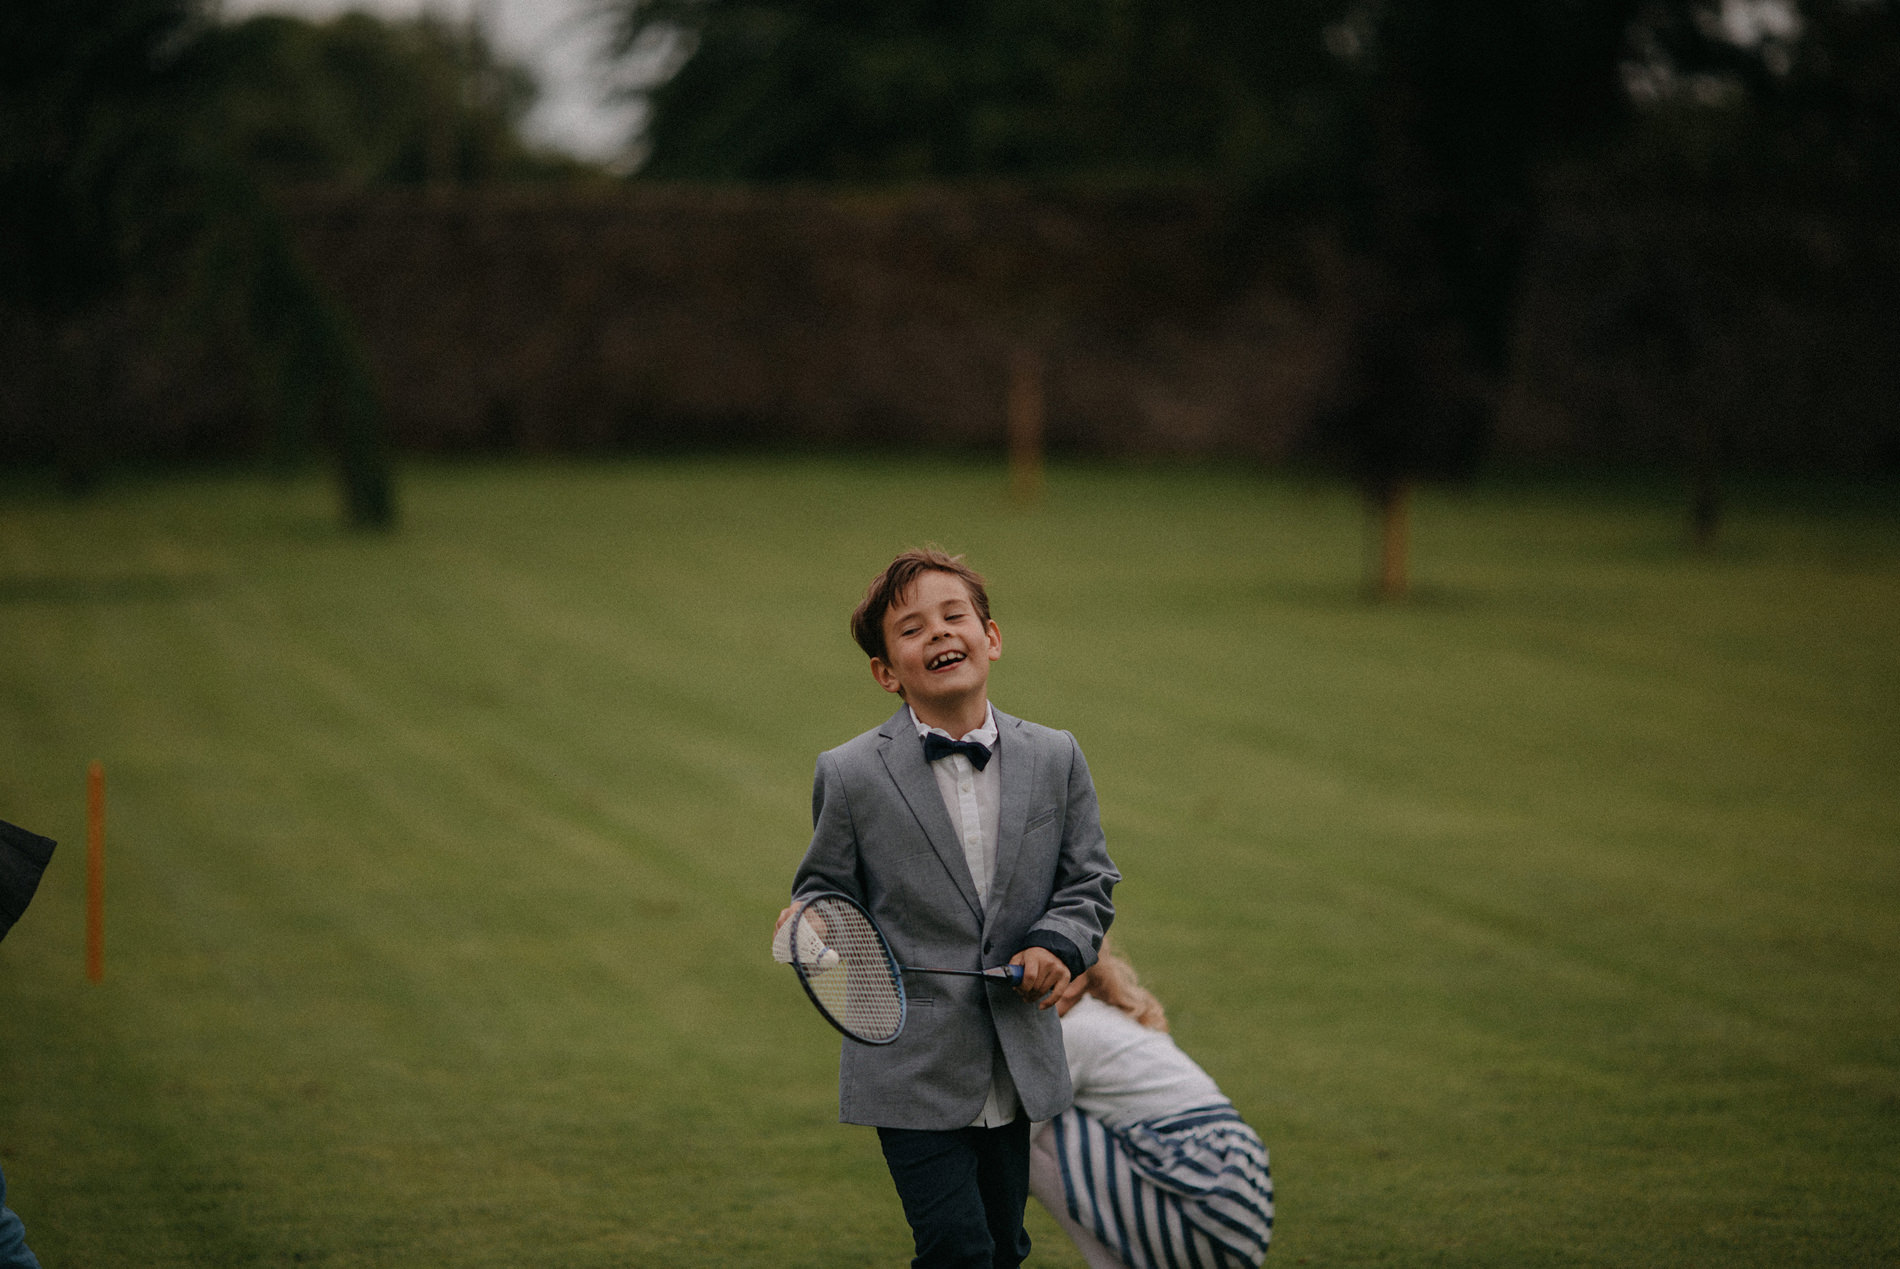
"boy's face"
869,569,1001,727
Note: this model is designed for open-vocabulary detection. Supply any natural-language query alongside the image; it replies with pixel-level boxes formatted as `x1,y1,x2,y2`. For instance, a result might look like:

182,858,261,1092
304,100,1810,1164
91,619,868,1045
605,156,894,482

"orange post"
86,761,105,982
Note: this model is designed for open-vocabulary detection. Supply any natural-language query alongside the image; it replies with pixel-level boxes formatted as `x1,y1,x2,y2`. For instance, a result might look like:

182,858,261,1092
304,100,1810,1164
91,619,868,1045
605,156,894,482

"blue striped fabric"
1050,1102,1273,1268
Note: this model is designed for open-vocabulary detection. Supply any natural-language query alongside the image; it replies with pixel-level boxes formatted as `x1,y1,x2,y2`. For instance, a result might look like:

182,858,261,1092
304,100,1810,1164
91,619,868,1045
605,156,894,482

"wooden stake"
87,761,105,983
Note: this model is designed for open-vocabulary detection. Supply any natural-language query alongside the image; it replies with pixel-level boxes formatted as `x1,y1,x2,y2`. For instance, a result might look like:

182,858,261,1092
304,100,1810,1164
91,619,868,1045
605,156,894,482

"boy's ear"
869,657,904,696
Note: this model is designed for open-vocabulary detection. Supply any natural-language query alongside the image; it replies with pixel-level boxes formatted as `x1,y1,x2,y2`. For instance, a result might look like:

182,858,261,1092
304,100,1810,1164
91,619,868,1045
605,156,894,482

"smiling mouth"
926,651,967,672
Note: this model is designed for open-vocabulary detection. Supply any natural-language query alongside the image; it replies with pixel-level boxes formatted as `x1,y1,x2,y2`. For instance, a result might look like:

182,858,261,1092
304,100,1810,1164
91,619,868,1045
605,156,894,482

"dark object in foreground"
0,819,56,943
0,817,54,1269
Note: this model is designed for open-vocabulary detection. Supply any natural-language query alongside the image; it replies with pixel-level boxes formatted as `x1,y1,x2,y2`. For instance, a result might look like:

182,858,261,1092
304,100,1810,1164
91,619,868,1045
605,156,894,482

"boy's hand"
770,902,807,964
1009,947,1071,1009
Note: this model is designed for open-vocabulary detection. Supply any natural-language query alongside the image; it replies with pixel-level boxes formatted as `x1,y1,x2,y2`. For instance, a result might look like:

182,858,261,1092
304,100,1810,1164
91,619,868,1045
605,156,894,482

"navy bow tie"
923,733,992,771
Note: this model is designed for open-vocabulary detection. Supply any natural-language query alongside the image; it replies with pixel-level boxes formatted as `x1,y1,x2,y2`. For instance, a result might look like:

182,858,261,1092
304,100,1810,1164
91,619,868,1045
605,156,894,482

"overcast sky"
218,0,645,164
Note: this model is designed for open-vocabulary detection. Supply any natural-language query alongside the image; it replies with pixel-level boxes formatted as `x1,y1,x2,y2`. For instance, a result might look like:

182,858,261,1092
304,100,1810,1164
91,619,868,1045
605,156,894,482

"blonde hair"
1085,935,1169,1032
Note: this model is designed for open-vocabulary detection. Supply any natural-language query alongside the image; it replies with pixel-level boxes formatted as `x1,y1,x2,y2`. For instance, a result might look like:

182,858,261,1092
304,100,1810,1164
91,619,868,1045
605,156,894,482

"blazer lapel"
983,710,1032,939
876,707,984,924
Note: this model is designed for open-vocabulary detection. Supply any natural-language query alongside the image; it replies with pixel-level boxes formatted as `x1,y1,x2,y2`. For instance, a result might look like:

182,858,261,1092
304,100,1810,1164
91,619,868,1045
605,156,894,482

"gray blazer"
791,706,1119,1130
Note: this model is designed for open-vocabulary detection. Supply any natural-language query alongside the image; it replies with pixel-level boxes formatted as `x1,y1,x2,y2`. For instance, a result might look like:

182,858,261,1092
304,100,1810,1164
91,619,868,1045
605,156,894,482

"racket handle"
994,965,1025,986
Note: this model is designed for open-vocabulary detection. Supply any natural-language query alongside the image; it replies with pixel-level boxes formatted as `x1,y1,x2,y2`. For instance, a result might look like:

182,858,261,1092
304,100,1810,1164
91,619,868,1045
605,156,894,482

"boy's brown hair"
850,548,992,662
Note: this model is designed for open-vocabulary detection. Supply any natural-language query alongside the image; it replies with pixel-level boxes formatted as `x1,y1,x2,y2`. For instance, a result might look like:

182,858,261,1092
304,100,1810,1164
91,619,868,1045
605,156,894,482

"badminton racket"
776,891,1024,1045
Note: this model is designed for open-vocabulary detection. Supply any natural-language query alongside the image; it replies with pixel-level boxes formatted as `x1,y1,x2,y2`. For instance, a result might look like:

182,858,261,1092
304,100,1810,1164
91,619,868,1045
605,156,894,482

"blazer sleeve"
1024,732,1119,974
790,750,861,903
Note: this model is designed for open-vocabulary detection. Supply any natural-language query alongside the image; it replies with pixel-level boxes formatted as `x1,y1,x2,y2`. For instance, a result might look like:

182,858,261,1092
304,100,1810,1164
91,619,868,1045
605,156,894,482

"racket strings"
793,897,904,1044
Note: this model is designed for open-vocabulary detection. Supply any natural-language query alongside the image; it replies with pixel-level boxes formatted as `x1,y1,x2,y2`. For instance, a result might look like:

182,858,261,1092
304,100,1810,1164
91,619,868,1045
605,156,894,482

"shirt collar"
909,702,998,747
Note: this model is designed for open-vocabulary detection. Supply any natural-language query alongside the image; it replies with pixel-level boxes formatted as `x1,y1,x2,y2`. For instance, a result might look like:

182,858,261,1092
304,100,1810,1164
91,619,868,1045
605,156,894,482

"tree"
608,0,1287,182
1295,1,1643,596
608,0,1897,575
1,2,608,528
610,0,1620,586
0,0,403,526
1617,0,1900,547
202,11,591,189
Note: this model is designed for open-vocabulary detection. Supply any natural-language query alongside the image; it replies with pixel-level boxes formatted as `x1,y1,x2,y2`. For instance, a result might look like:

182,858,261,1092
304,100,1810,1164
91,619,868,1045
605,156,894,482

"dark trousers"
877,1117,1033,1269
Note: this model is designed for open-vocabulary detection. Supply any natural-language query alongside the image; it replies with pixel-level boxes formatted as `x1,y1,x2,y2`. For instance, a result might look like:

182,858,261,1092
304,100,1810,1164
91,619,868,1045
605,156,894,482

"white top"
910,702,1018,1128
1058,995,1226,1129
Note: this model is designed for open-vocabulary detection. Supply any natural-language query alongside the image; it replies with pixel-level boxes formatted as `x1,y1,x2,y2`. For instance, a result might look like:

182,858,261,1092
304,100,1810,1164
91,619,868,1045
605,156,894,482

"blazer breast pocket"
1023,807,1058,834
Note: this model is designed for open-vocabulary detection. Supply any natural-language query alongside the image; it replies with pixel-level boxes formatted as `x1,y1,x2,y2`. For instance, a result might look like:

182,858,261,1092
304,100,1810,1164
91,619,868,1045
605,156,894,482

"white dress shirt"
910,703,1020,1128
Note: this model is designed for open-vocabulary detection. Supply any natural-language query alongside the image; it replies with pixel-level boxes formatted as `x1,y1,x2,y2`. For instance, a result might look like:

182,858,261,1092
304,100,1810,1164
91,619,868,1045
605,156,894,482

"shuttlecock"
772,913,841,971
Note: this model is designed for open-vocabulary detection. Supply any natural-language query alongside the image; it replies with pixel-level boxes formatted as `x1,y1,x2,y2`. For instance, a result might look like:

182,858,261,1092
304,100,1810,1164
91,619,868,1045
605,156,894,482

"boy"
779,548,1119,1269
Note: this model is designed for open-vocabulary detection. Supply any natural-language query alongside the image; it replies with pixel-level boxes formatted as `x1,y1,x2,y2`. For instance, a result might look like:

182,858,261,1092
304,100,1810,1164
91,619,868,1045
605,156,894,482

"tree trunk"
1373,480,1410,601
1007,345,1045,504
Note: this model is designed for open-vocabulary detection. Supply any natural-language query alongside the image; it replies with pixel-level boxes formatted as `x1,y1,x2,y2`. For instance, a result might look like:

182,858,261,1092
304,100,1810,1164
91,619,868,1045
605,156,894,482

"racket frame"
788,891,908,1046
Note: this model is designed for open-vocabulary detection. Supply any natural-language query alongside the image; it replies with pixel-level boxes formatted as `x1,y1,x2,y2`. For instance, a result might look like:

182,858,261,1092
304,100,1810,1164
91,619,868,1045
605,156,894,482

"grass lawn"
0,458,1895,1267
